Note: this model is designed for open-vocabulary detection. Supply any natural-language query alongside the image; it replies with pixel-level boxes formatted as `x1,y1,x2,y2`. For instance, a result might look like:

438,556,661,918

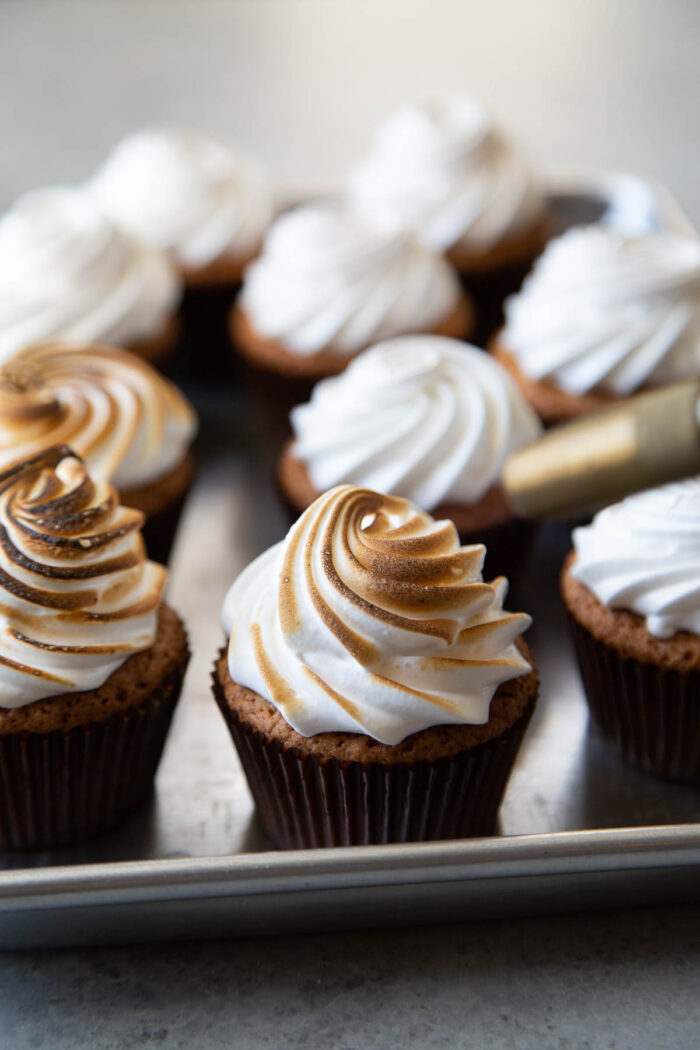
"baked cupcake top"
346,95,544,254
502,226,700,396
0,187,180,361
0,341,197,490
238,204,462,357
221,485,532,745
290,336,541,508
89,129,274,270
0,446,166,707
571,477,700,638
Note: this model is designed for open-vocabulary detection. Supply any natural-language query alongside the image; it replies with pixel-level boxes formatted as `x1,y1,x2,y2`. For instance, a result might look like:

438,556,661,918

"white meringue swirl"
347,95,544,253
239,205,462,356
222,485,532,745
290,336,542,508
502,226,700,396
0,342,197,490
0,447,166,707
89,129,274,269
571,477,700,639
0,187,181,362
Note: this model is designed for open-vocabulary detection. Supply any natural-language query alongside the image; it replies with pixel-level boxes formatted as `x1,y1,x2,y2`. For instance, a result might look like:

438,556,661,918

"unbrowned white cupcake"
491,225,700,424
278,335,542,581
562,477,700,782
230,203,473,440
0,186,182,368
89,129,274,378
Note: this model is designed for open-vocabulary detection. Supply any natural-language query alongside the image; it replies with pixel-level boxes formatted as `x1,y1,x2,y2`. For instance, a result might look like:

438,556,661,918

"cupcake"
214,484,538,848
0,445,189,849
230,204,473,439
278,336,542,581
492,225,700,425
0,341,198,564
0,187,181,368
347,95,548,342
89,129,274,380
561,477,700,782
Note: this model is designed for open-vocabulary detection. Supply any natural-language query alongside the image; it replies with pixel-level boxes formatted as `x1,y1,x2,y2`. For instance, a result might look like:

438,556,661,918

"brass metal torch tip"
501,381,700,520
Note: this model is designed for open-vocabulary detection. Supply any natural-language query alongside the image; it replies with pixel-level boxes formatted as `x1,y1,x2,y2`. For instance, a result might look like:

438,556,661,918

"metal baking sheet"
0,177,699,950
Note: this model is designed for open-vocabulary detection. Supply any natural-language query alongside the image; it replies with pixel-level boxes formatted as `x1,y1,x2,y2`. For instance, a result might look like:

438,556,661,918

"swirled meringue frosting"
502,226,700,397
0,187,181,362
89,129,274,270
0,446,166,707
238,204,462,356
290,336,542,508
0,342,197,491
222,485,532,745
571,477,700,639
346,95,544,253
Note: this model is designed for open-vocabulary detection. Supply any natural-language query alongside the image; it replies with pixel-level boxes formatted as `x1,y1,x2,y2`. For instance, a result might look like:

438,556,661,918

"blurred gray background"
2,0,700,221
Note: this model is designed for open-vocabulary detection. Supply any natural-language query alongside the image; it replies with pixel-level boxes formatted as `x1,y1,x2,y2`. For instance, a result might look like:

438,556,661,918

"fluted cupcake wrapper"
168,283,244,385
212,661,536,849
0,660,187,850
458,517,535,590
140,487,192,567
568,615,700,783
240,359,315,452
459,262,533,349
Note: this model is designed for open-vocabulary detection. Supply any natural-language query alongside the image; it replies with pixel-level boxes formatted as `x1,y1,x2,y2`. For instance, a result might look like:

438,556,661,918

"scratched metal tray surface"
0,174,699,950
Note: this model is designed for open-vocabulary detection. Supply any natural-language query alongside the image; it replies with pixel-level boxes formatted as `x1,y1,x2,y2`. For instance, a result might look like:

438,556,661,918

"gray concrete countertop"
2,3,700,1047
3,905,700,1048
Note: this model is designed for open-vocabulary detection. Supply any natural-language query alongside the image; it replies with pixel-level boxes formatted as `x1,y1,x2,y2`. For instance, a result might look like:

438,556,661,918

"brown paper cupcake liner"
212,660,536,849
140,487,191,566
457,517,535,590
459,263,532,349
568,615,700,783
0,659,187,850
166,283,242,386
240,359,316,452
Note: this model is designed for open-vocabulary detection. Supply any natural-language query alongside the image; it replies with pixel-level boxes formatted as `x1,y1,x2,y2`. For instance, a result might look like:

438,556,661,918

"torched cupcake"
492,225,700,424
214,485,538,848
0,446,189,849
278,336,542,581
0,342,198,563
231,204,473,436
562,477,700,782
0,187,182,368
89,129,274,378
347,95,548,342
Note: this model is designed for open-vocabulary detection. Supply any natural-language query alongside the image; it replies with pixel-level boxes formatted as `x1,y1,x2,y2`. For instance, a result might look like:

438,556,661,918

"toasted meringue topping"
571,476,700,638
0,446,166,707
239,204,461,356
291,336,542,508
222,485,531,744
0,342,197,490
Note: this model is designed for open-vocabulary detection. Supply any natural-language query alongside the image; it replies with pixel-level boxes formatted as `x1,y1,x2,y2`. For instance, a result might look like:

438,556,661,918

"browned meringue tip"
0,443,78,487
0,444,149,548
